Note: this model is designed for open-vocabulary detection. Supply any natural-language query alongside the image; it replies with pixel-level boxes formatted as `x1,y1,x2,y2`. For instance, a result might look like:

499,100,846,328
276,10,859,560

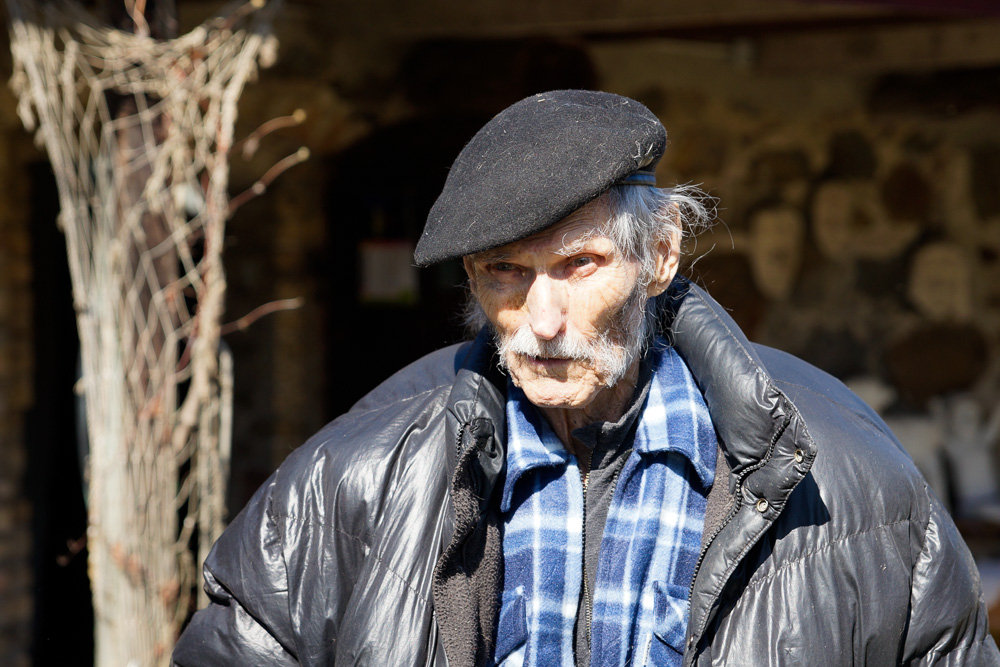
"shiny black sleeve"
172,478,301,666
902,492,1000,666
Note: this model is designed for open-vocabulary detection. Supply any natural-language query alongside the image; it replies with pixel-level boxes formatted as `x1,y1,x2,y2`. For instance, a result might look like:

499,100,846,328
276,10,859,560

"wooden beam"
755,18,1000,73
814,0,1000,16
300,0,905,39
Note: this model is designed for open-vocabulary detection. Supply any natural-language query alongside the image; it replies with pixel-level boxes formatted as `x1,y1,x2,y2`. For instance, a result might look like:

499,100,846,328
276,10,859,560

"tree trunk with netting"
7,1,278,663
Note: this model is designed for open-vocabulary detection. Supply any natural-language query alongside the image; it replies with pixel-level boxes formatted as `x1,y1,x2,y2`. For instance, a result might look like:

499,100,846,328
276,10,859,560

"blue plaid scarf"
495,340,717,667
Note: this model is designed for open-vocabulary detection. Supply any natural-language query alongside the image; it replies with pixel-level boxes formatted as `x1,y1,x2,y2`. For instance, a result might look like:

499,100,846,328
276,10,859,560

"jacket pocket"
640,580,689,666
494,587,528,665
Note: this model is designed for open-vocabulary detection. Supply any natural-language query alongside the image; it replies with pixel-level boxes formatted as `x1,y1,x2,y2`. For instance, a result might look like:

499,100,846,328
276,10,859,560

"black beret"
414,90,666,266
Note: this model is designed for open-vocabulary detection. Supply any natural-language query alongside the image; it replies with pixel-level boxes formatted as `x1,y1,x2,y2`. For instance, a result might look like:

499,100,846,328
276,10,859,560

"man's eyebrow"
473,248,513,264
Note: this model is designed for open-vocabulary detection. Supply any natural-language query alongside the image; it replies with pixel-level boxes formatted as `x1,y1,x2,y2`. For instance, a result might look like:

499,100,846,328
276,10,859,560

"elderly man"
173,91,999,666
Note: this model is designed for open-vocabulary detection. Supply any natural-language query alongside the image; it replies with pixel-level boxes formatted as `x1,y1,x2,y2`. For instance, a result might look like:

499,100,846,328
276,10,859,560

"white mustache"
500,326,597,362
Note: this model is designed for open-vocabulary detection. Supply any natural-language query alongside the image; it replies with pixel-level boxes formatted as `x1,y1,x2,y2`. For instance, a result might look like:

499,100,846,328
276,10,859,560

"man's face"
464,196,667,411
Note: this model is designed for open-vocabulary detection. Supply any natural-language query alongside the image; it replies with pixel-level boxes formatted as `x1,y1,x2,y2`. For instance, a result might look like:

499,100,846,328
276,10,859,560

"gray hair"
603,183,715,287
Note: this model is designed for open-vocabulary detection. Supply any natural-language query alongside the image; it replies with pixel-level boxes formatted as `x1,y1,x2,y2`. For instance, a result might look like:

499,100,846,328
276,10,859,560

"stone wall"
593,44,1000,403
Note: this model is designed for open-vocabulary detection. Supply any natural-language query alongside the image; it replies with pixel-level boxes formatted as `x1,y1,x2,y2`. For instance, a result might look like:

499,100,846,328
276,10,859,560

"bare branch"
228,146,310,215
236,108,307,160
221,297,305,335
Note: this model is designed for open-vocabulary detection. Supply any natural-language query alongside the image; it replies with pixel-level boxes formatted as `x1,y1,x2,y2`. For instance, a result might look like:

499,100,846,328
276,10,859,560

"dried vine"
7,0,293,663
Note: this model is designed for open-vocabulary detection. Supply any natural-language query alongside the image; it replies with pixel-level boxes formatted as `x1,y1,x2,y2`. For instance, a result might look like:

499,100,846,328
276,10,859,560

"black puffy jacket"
172,281,1000,666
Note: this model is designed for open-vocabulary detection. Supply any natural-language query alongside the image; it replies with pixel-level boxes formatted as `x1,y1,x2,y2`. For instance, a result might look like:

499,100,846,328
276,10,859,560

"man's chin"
510,372,605,410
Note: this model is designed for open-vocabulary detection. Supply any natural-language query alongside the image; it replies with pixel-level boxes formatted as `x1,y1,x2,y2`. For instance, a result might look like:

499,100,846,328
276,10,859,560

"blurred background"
4,0,1000,664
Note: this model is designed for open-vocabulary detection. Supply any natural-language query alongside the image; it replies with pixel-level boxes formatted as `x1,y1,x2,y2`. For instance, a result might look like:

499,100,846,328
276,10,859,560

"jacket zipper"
685,416,791,658
456,421,469,457
686,484,743,604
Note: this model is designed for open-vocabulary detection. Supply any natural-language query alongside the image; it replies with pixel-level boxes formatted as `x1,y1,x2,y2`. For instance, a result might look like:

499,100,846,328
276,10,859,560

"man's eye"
570,256,593,268
488,262,525,282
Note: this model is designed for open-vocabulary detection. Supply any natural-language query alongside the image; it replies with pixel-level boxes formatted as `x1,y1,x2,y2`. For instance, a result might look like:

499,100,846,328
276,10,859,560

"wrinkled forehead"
468,196,613,264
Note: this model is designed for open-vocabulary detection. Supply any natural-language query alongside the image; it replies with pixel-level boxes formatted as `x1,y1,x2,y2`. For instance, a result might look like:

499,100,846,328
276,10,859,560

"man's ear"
647,215,682,298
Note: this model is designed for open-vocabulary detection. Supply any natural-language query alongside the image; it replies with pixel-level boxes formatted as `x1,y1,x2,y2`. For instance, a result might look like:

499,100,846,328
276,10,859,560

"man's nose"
525,274,565,340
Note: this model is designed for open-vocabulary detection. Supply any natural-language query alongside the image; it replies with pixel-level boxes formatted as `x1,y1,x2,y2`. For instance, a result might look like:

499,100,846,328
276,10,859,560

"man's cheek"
572,290,623,334
481,293,526,328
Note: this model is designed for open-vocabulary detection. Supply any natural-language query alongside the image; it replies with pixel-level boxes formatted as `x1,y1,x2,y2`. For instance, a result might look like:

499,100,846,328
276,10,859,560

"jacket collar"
659,278,812,480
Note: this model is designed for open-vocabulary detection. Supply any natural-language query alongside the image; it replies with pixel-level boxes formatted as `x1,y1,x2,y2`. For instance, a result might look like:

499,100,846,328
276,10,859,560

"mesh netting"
8,0,278,663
